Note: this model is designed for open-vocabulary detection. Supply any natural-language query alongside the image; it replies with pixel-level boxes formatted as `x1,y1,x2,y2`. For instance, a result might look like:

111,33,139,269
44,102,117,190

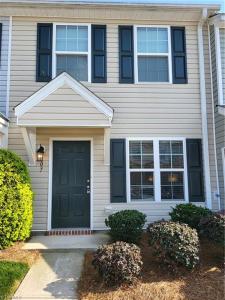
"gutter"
197,8,212,209
207,21,220,210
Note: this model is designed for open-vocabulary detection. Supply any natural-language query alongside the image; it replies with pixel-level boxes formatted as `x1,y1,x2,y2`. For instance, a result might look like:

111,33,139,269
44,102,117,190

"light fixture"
37,144,45,171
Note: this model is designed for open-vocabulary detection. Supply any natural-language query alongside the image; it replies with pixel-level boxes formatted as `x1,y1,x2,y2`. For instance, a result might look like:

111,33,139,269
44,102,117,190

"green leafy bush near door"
105,210,146,244
0,149,33,249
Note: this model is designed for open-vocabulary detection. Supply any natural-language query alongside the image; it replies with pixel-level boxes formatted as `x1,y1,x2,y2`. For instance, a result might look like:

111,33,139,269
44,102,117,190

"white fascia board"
209,14,225,27
0,0,221,10
15,72,113,120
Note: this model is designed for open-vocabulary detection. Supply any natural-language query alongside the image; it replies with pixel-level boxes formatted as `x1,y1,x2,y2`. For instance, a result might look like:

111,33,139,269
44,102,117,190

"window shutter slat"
36,23,53,82
171,27,187,84
92,25,107,83
186,139,204,202
110,139,127,203
0,23,2,64
119,26,134,83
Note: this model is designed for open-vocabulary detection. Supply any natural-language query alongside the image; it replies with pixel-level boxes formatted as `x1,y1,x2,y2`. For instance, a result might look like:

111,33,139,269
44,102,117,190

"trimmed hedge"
199,213,225,245
169,203,212,230
148,221,200,269
105,210,146,244
0,149,33,249
93,241,143,285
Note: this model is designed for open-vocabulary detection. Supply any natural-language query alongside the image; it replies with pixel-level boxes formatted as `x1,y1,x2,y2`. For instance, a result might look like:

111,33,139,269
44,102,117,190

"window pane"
142,141,153,154
56,55,88,81
161,171,184,200
56,25,88,52
131,186,142,200
138,57,169,82
130,141,141,154
130,171,154,201
142,155,154,168
142,172,154,185
130,155,141,168
130,172,141,185
137,27,168,53
160,155,171,168
142,187,154,200
172,155,184,168
159,141,171,154
172,141,183,154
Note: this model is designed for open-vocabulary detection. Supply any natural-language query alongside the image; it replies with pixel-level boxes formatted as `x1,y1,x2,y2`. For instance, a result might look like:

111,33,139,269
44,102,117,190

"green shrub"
105,210,146,244
92,241,143,285
0,149,33,249
199,213,225,245
169,203,212,230
148,221,199,269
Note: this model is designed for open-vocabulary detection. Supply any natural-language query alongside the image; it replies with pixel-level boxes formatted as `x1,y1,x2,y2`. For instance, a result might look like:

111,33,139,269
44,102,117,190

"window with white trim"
159,140,185,200
55,25,89,81
129,141,154,201
135,26,171,83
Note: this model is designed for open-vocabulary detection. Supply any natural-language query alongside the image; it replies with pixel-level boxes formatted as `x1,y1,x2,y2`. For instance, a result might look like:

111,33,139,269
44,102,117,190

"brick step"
46,229,92,236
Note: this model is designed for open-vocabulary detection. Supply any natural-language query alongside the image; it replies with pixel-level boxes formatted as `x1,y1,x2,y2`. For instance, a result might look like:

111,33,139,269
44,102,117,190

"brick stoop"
46,229,93,236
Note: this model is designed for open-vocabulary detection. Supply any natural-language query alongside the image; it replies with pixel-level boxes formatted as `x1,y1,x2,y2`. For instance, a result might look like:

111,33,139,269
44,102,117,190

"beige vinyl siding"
220,28,225,102
7,10,210,230
0,17,9,116
210,25,225,208
18,84,109,127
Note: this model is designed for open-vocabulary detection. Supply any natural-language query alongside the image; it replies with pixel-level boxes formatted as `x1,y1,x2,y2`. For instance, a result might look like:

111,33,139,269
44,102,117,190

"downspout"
197,8,212,209
207,21,221,210
6,16,12,118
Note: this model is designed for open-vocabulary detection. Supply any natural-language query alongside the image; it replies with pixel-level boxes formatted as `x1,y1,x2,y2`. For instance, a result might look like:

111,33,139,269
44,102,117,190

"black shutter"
171,27,187,84
186,139,204,202
119,26,134,83
36,23,53,82
0,23,2,64
92,25,107,83
110,139,127,203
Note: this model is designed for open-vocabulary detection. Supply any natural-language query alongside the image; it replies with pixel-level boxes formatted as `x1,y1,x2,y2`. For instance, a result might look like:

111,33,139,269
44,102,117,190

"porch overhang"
14,72,113,165
15,72,113,128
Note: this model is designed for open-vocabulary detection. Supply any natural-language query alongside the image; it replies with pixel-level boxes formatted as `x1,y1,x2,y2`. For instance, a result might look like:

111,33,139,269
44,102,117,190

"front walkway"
22,232,109,250
13,250,84,300
14,233,109,299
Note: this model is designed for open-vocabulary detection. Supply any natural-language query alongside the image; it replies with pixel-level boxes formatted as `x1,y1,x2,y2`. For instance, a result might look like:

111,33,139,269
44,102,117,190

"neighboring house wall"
0,17,9,116
220,28,225,99
3,5,218,230
210,24,225,209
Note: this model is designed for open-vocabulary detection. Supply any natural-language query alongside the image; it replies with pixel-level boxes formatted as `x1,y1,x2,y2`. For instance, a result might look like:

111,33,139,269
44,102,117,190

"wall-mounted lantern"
37,144,45,171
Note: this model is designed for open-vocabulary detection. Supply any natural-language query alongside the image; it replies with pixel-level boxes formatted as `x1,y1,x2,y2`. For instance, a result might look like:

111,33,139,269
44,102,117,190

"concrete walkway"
23,233,109,250
13,250,84,300
13,234,109,299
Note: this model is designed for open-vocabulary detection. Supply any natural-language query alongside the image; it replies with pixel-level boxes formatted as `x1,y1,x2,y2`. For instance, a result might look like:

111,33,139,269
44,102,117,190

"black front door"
52,141,90,228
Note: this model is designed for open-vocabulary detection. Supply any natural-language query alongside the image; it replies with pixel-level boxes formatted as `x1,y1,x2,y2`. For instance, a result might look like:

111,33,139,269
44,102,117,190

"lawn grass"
78,234,224,300
0,261,29,300
0,242,40,300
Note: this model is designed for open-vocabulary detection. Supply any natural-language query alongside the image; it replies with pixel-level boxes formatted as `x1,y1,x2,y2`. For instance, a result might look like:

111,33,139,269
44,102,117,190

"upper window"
135,26,171,83
54,25,90,81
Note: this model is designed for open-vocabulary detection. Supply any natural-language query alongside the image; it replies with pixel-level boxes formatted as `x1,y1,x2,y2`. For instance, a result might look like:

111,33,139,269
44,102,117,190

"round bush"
0,149,33,249
199,213,225,245
148,221,200,269
92,241,143,285
169,203,212,230
105,210,146,244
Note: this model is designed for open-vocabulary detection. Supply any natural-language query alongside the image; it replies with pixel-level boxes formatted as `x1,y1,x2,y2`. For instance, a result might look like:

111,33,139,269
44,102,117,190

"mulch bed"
0,242,40,267
78,234,224,300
